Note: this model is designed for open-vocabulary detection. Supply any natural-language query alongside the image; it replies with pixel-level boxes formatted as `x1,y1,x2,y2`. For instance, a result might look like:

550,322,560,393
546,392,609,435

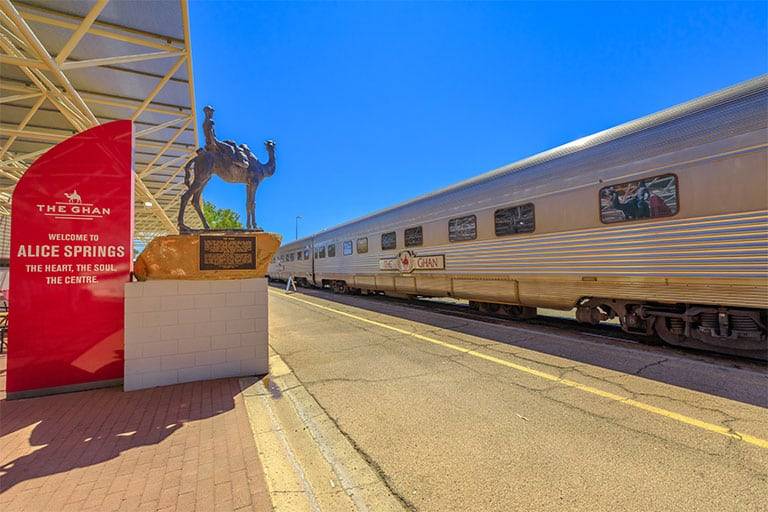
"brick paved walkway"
0,364,272,512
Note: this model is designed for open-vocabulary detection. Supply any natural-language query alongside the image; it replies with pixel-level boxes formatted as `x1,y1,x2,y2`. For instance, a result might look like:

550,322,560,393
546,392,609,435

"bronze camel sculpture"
177,139,276,232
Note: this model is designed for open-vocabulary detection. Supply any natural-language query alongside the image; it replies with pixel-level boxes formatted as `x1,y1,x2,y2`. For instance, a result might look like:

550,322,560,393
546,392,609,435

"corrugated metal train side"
268,76,768,358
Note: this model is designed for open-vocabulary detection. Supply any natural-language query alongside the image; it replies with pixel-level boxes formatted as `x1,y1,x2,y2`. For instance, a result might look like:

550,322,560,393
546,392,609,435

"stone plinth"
124,278,268,391
134,231,281,281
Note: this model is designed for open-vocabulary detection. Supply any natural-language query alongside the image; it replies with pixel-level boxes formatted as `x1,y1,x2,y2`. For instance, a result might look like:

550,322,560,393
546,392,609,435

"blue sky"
189,1,767,242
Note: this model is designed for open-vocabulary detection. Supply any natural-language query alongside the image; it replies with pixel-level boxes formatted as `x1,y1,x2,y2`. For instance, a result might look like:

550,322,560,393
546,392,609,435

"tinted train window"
289,253,294,262
304,248,310,259
449,215,477,242
318,246,326,258
343,241,353,255
381,231,396,250
495,203,535,236
357,237,368,254
600,174,679,224
327,244,336,257
297,251,302,260
404,226,423,247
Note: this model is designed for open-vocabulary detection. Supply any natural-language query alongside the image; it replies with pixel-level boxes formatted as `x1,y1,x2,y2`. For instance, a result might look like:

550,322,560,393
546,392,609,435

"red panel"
8,120,134,394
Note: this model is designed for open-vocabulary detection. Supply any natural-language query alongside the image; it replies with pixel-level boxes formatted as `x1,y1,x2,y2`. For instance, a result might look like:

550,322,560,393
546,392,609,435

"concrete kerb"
240,349,407,512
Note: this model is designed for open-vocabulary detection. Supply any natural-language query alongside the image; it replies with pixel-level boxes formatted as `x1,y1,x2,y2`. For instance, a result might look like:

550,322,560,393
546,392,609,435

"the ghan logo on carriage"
379,250,445,273
34,190,111,222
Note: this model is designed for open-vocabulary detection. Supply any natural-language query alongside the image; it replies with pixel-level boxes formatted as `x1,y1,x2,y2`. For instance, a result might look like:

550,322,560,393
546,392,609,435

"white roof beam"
17,3,184,52
134,115,190,138
138,154,188,183
0,53,46,68
0,92,46,159
154,170,185,198
0,0,98,127
1,148,46,164
180,0,200,148
138,117,192,177
0,91,42,104
135,177,177,234
0,29,90,132
61,50,183,71
2,77,192,118
131,54,187,121
54,0,108,65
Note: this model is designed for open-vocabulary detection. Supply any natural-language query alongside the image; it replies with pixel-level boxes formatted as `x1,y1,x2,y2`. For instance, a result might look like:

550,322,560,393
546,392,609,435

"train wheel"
654,317,686,345
506,305,537,319
654,316,767,359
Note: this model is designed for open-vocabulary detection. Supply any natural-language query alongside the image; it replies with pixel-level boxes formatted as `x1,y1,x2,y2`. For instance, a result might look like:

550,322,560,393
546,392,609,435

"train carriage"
269,76,768,358
269,239,313,286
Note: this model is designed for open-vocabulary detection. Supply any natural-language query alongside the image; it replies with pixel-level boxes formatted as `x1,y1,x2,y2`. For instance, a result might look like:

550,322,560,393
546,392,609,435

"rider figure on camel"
202,105,249,168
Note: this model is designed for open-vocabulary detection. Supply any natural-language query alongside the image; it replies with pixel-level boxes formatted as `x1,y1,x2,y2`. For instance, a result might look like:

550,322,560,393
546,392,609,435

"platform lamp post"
295,215,302,240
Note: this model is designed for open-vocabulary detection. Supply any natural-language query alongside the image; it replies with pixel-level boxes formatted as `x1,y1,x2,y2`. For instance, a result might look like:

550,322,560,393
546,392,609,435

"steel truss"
0,0,202,251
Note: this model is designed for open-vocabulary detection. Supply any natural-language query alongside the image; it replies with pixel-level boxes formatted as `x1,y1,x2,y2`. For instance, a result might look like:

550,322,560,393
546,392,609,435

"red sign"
8,120,134,397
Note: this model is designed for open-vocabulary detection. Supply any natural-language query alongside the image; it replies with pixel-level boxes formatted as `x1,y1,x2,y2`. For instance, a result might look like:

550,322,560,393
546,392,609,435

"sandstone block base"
124,278,268,391
134,231,281,281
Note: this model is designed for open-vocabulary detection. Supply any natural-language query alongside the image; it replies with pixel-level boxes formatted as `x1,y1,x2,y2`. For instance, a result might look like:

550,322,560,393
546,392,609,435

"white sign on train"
379,250,445,273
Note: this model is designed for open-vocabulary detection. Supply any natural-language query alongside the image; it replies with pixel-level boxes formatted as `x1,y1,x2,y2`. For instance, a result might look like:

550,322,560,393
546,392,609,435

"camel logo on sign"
34,190,111,221
64,190,82,204
379,250,445,273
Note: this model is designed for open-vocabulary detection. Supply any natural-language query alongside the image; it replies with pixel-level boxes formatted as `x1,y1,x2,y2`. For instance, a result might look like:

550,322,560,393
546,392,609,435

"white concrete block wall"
124,278,268,391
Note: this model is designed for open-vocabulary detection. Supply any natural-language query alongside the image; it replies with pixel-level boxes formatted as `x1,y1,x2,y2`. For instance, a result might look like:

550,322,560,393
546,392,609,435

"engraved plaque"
199,235,257,270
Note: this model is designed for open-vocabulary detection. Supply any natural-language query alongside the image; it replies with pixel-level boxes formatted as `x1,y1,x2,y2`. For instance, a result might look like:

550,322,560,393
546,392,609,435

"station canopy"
0,0,203,256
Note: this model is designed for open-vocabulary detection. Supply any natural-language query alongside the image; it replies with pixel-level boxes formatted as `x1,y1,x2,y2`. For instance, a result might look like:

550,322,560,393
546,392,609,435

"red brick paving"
0,355,272,512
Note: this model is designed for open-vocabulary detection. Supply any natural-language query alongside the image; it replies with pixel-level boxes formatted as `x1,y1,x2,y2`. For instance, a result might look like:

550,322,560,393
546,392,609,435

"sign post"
8,120,134,398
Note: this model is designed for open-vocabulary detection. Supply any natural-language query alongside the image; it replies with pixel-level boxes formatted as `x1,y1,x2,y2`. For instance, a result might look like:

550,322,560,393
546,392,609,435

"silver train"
269,76,768,359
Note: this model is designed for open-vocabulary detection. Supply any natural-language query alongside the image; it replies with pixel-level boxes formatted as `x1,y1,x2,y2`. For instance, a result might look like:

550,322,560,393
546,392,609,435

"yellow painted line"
270,289,768,450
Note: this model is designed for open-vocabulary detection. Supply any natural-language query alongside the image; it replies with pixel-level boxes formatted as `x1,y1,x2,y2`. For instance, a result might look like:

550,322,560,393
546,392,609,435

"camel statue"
177,139,276,232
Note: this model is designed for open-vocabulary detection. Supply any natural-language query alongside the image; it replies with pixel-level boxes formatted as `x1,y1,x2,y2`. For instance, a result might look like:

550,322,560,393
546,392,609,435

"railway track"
271,283,767,370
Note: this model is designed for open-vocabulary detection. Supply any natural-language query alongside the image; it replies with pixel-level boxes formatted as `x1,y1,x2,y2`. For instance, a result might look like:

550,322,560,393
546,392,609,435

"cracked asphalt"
266,287,768,512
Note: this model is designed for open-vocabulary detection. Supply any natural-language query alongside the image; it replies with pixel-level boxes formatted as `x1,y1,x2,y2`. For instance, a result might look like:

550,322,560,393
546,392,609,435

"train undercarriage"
573,298,767,359
281,278,768,360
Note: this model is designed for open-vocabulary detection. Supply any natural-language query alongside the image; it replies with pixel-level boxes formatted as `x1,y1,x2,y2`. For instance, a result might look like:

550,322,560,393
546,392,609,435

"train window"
327,244,336,257
288,253,294,262
357,237,369,254
381,231,396,250
495,203,535,236
304,248,310,259
318,246,326,258
404,226,423,247
600,174,679,224
449,215,477,242
343,240,353,256
297,251,302,261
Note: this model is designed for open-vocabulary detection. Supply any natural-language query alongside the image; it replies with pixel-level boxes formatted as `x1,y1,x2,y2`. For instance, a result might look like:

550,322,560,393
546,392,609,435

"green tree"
203,201,243,229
